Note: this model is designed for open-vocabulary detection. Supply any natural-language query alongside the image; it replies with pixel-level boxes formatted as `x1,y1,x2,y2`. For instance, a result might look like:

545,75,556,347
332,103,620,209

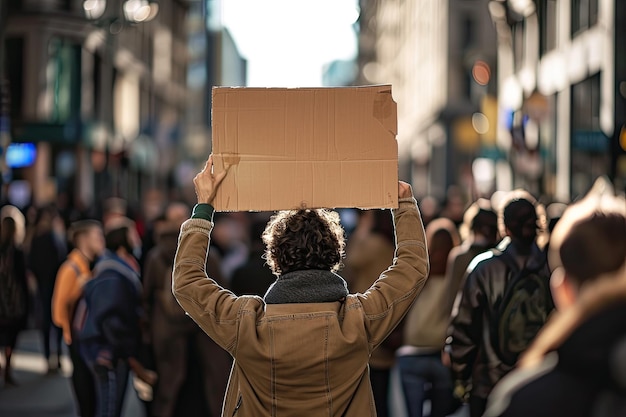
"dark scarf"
263,269,349,304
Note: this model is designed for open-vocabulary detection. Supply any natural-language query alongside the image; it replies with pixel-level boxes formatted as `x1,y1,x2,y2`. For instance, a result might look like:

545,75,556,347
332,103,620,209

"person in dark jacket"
143,212,231,417
445,190,553,417
0,215,28,386
28,205,66,373
230,215,276,297
484,177,626,417
79,218,155,417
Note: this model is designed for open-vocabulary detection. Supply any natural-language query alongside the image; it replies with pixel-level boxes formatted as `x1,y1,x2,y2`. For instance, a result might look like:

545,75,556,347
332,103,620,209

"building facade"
1,0,190,212
490,0,625,201
357,0,498,201
183,0,246,172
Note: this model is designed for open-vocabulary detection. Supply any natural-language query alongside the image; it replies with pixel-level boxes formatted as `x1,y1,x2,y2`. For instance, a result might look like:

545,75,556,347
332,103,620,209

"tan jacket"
52,249,91,344
172,198,429,417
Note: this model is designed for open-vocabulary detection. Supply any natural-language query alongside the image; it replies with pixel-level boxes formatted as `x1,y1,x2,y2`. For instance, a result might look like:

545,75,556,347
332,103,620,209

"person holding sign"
171,154,430,416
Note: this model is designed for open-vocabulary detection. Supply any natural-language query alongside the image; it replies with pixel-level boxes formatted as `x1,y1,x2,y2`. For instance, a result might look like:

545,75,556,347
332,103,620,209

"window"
571,0,599,36
512,21,525,71
5,37,24,121
571,73,600,132
461,15,474,50
570,73,609,197
539,0,557,54
48,39,82,123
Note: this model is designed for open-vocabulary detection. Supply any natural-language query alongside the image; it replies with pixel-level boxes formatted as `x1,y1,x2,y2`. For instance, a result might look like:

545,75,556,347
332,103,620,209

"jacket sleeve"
355,197,430,350
447,261,488,383
172,219,262,353
52,264,75,342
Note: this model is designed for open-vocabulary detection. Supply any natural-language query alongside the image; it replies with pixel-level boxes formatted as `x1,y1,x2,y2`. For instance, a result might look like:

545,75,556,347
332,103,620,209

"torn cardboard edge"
211,85,398,212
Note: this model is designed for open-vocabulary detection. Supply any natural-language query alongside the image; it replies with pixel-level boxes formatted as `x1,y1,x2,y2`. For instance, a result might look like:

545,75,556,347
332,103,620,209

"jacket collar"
263,269,348,304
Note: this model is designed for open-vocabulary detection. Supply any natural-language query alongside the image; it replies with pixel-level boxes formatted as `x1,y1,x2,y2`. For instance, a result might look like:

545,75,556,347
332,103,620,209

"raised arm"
172,155,261,352
356,182,430,349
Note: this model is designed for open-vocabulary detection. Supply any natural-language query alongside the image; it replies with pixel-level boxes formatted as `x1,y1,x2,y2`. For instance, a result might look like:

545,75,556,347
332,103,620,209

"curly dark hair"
262,209,346,276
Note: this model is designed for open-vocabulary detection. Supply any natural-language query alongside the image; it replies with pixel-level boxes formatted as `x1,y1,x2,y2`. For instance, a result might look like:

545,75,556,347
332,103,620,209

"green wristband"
191,204,215,221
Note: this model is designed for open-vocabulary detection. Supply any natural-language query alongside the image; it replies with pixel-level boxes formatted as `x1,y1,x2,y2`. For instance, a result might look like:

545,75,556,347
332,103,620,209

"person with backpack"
77,218,156,417
445,190,554,417
52,219,105,417
483,177,626,417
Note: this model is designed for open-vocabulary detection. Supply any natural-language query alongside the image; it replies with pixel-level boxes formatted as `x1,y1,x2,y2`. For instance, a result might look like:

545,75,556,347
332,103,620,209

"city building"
182,0,246,184
489,0,626,200
358,0,498,201
0,0,190,212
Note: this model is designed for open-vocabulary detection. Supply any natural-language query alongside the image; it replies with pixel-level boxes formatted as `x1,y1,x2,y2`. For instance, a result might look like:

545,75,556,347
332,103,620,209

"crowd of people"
0,154,624,417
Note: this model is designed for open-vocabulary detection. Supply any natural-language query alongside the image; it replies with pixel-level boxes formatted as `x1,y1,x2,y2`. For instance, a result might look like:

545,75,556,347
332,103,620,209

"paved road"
0,329,145,417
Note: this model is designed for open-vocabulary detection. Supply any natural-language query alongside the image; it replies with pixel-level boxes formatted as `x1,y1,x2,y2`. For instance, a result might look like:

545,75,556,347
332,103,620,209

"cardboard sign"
211,85,398,211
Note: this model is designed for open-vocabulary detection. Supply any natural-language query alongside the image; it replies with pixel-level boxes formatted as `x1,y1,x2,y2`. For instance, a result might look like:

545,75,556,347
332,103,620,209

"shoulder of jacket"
467,250,497,274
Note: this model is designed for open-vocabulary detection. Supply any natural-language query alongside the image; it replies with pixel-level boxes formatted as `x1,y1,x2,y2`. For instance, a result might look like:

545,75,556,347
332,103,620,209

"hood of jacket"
85,250,141,294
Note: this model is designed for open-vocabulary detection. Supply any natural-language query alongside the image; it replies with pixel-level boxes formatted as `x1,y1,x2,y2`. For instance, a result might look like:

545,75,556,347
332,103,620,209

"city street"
1,330,469,417
0,329,144,417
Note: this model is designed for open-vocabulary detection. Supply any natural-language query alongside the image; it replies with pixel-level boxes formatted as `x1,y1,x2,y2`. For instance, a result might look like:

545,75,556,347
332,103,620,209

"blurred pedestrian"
171,155,430,416
396,217,461,417
446,190,553,417
230,215,276,297
52,219,105,417
78,218,156,417
0,215,28,386
446,198,499,294
28,205,67,373
484,177,626,417
143,202,231,417
343,209,396,417
211,213,250,282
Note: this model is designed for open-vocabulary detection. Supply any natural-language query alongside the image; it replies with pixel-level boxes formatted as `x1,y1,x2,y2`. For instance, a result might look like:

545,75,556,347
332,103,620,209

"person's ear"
550,267,578,310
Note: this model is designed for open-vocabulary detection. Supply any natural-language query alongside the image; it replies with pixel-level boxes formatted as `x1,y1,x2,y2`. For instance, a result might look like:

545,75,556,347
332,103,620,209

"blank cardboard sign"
211,85,398,211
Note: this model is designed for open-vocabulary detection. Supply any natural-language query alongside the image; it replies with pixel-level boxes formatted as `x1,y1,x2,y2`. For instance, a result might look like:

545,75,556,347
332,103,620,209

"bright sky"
221,0,360,87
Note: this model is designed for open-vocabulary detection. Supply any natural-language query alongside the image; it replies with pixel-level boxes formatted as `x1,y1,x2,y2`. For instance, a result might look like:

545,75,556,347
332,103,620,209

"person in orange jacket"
52,220,105,417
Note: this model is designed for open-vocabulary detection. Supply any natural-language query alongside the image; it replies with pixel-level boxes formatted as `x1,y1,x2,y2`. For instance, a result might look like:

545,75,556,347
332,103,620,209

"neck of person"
509,236,535,255
77,247,95,263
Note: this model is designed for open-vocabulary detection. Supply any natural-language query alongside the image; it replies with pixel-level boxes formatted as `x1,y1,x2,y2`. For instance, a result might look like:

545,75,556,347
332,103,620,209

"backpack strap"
493,248,520,277
93,258,142,294
67,259,81,277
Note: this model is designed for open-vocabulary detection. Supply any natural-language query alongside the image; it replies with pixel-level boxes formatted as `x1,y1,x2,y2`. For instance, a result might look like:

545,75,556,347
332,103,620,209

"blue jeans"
397,353,454,417
83,356,129,417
